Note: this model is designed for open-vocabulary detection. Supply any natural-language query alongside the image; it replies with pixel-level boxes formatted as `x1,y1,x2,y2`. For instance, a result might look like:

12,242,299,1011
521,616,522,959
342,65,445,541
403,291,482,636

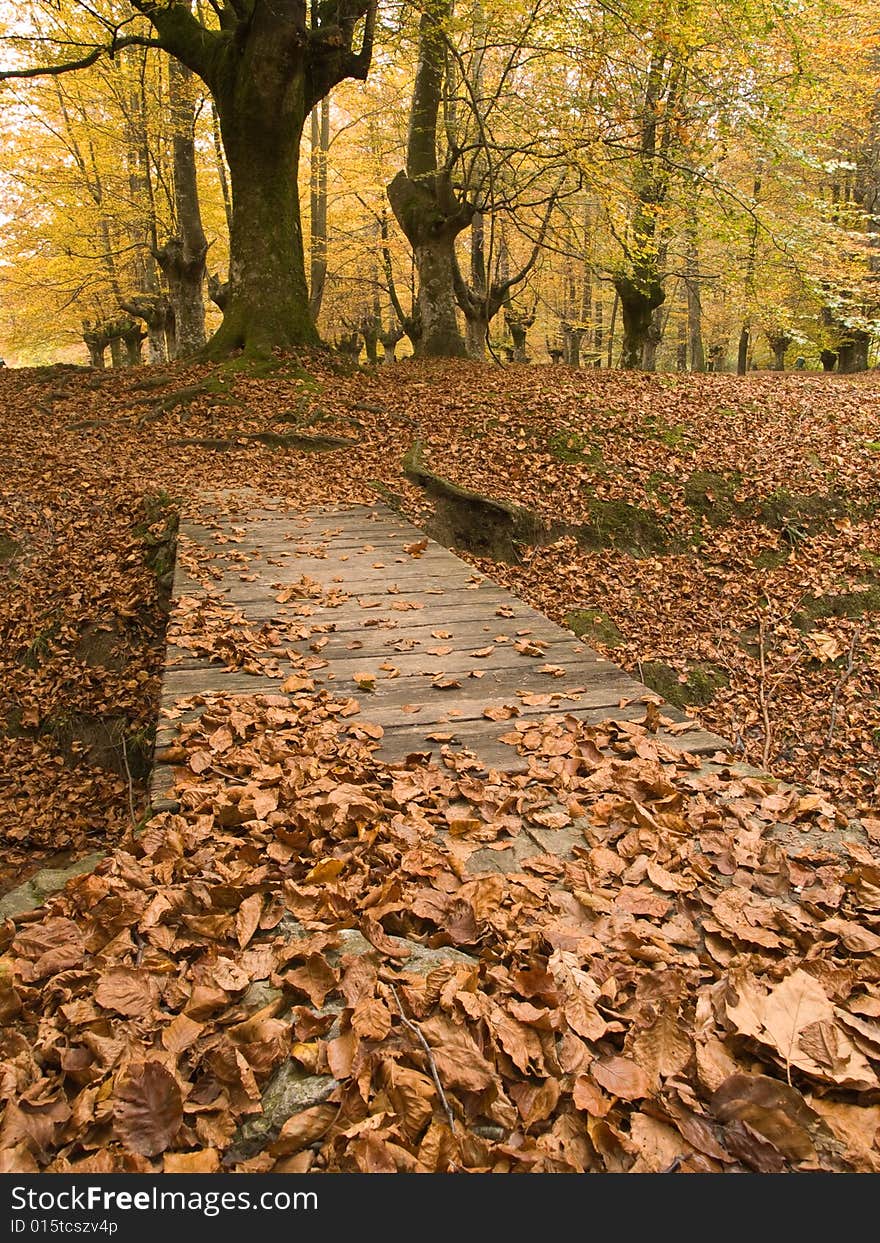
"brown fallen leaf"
113,1062,184,1157
591,1056,651,1101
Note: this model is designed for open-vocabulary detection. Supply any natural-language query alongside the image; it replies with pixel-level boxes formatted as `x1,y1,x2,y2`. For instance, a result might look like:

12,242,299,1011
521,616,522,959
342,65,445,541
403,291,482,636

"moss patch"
575,499,671,556
683,470,744,525
0,531,20,565
757,490,847,535
752,547,791,570
564,608,625,648
640,660,729,708
793,584,880,629
136,491,180,592
547,429,604,468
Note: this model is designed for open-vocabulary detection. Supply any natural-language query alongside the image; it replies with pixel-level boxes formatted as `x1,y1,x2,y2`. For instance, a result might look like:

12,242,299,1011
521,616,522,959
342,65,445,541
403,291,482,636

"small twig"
389,984,457,1134
826,628,860,747
120,733,138,827
756,618,801,770
209,765,250,785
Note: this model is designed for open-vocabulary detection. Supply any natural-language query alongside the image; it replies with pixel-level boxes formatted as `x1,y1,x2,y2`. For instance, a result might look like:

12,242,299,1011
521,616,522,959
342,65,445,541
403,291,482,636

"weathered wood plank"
151,499,733,810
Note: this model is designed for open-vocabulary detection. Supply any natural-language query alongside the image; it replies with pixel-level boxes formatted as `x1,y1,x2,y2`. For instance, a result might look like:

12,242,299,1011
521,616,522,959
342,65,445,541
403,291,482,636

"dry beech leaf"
235,893,263,949
95,968,159,1018
591,1056,651,1101
163,1149,220,1173
113,1062,183,1157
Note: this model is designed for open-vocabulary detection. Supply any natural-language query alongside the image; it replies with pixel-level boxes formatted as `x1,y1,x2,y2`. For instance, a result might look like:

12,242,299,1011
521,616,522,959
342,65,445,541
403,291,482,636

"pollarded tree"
387,0,473,357
2,0,378,358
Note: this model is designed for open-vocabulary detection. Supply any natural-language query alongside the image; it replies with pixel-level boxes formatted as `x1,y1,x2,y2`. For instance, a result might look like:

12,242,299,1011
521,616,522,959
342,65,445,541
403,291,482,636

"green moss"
757,490,847,533
0,531,20,565
643,415,697,451
683,470,745,525
646,470,676,504
864,441,880,452
575,499,671,556
640,660,729,708
547,429,604,467
136,491,180,585
20,620,62,669
752,547,791,570
794,585,880,628
564,608,625,648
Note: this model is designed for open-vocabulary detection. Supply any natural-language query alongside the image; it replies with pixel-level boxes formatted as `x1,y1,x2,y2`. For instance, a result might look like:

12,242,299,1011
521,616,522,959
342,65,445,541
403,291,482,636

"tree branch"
0,35,163,82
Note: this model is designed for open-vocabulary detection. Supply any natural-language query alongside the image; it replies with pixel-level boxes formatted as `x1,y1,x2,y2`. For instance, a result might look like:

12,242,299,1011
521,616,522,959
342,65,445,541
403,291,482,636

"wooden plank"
151,496,734,812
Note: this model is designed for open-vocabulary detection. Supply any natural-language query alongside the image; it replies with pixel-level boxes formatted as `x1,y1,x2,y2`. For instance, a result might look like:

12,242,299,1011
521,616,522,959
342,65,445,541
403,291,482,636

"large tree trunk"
465,309,488,359
685,233,705,371
134,0,376,359
210,93,315,356
413,231,469,357
642,305,665,371
737,325,750,375
615,276,665,370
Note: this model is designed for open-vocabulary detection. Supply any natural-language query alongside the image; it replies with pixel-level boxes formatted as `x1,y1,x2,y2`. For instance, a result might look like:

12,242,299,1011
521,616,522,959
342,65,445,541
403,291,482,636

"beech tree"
1,0,378,358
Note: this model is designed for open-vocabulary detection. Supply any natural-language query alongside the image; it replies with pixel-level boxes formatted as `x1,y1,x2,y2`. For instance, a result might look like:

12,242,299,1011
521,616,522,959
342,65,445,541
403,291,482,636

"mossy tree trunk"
612,49,680,369
154,55,207,357
131,0,377,359
387,0,472,358
615,274,665,370
837,328,870,372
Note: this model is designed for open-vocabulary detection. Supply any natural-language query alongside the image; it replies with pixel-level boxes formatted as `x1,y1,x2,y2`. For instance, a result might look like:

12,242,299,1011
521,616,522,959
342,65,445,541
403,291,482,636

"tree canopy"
0,0,876,370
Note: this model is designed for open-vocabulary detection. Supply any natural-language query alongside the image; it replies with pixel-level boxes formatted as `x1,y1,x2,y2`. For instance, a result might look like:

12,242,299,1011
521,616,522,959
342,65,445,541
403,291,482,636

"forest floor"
2,354,880,1173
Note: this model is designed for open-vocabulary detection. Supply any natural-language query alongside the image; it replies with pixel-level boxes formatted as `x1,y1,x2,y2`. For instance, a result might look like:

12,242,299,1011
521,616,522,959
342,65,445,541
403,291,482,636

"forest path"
151,491,732,811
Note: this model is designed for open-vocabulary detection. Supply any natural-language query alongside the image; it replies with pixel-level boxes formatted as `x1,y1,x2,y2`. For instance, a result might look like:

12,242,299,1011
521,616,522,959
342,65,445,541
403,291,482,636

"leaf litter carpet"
4,489,880,1173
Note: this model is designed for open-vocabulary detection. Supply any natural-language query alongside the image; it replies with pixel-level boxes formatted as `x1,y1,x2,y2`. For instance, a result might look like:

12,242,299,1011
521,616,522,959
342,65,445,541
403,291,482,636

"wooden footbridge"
151,492,731,812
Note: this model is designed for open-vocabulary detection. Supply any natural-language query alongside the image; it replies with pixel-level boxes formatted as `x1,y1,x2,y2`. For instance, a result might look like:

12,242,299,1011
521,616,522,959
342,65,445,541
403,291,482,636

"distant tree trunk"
154,56,207,357
593,297,604,358
119,295,172,364
83,322,109,369
109,330,126,370
768,332,792,371
685,230,705,371
380,209,421,353
737,327,750,375
505,305,534,362
607,292,619,367
387,0,473,357
676,312,687,371
738,172,762,375
380,321,405,361
122,320,146,366
210,100,233,236
613,50,681,369
309,96,330,322
837,328,870,372
616,275,665,369
360,306,381,364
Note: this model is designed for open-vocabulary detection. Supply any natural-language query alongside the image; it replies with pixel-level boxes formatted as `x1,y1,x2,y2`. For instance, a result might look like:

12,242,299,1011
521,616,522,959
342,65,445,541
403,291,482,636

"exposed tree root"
402,439,545,561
